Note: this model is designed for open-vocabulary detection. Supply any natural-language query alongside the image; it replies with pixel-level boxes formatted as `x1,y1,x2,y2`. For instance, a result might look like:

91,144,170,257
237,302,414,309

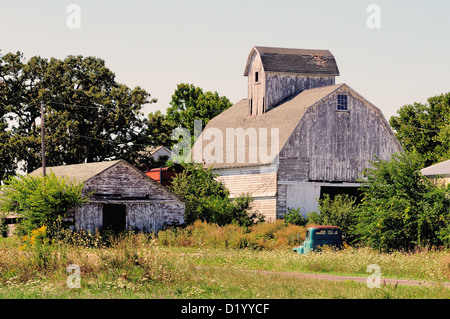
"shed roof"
29,160,184,202
29,160,123,183
420,159,450,176
244,46,340,76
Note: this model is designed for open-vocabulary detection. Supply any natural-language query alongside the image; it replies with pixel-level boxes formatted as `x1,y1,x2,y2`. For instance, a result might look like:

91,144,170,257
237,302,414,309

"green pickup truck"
293,226,344,254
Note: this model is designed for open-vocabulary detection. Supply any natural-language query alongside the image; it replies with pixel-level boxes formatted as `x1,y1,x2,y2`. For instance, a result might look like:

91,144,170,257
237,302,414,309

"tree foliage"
354,152,450,252
0,173,87,236
0,51,156,178
308,194,358,242
166,83,232,139
389,92,450,167
169,163,257,227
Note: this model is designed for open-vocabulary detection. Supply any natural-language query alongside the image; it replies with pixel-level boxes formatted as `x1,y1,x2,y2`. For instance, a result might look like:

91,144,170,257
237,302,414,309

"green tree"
307,194,358,242
0,119,17,182
354,152,450,252
389,92,450,167
166,83,232,139
169,163,256,227
146,110,177,148
283,207,308,226
0,173,87,236
0,51,155,174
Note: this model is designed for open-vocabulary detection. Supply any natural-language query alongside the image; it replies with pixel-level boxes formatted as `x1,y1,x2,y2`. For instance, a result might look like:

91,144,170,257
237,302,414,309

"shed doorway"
103,204,126,233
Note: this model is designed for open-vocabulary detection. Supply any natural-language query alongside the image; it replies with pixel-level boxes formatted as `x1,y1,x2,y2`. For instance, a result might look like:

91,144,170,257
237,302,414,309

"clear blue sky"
1,0,449,121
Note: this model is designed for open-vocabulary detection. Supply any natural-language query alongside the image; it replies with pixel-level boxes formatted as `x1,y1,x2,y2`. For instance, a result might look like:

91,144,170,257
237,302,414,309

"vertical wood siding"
73,162,184,233
276,87,402,216
265,74,335,111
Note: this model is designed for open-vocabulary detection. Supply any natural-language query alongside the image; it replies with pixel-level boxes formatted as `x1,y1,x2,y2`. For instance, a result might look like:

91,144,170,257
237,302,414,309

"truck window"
315,229,339,236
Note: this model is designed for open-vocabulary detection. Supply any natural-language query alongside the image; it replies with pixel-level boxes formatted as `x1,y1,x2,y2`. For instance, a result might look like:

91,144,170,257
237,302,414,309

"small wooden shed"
29,160,185,233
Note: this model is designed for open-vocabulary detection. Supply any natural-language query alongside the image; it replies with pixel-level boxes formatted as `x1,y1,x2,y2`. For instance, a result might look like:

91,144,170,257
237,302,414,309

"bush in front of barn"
0,173,87,237
169,163,262,227
353,152,450,252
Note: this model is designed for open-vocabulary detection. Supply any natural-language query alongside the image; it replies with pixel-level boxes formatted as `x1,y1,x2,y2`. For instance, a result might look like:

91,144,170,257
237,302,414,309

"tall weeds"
157,220,308,250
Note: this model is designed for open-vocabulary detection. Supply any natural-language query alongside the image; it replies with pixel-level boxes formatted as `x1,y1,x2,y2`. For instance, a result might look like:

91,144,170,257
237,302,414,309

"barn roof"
195,83,401,170
244,46,340,76
194,84,343,169
29,160,123,183
420,159,450,176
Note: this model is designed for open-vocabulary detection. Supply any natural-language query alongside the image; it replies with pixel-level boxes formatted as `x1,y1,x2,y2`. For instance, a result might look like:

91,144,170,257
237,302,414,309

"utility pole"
41,101,46,176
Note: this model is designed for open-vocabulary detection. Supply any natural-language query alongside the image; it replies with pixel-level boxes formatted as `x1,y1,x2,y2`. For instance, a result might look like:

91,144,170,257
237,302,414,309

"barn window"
337,95,348,111
255,71,259,83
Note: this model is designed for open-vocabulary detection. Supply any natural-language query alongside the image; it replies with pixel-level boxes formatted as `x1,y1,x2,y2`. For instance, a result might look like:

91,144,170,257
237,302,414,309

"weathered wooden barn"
193,46,403,221
29,160,185,233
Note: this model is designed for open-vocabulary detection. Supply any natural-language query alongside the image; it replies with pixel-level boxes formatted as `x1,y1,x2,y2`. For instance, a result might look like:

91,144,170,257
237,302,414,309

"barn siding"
265,73,335,111
248,53,265,116
249,197,277,222
75,203,102,232
278,87,401,183
127,202,184,232
83,163,168,200
71,162,185,233
216,172,277,198
276,87,402,216
212,165,278,221
75,201,184,233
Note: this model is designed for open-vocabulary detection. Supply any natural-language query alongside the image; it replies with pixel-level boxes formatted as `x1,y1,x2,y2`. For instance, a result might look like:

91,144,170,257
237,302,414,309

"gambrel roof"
194,83,401,169
244,46,340,76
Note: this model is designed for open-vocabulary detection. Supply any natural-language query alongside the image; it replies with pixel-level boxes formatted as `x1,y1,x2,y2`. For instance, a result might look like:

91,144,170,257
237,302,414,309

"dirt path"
252,269,450,288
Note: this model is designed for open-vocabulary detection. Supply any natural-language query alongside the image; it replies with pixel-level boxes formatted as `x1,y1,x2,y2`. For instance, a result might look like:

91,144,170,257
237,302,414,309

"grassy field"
1,228,450,299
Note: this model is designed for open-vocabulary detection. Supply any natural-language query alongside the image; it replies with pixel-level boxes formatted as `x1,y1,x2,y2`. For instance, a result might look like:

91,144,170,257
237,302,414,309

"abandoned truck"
293,225,344,254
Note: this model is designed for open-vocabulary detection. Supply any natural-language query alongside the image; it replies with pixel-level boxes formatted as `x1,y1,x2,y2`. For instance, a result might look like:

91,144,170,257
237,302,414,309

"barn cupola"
243,46,340,116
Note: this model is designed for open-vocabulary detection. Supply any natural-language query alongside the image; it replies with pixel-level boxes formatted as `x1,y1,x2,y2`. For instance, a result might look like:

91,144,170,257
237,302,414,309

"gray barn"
30,160,185,233
193,46,402,220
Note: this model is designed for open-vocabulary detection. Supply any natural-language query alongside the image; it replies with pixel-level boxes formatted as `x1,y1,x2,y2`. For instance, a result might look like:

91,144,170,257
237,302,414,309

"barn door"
103,204,126,233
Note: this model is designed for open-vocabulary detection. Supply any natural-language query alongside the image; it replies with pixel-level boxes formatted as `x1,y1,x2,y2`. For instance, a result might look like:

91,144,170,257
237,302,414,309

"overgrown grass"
157,220,310,250
0,221,449,299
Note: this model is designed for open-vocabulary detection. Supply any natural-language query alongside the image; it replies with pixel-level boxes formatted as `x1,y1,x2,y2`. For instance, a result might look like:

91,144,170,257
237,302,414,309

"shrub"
307,193,357,242
355,152,450,252
19,225,62,270
169,163,257,227
284,207,308,226
0,173,87,237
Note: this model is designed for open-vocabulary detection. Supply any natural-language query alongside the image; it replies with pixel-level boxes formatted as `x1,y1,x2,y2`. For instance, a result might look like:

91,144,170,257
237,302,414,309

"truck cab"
293,226,343,254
